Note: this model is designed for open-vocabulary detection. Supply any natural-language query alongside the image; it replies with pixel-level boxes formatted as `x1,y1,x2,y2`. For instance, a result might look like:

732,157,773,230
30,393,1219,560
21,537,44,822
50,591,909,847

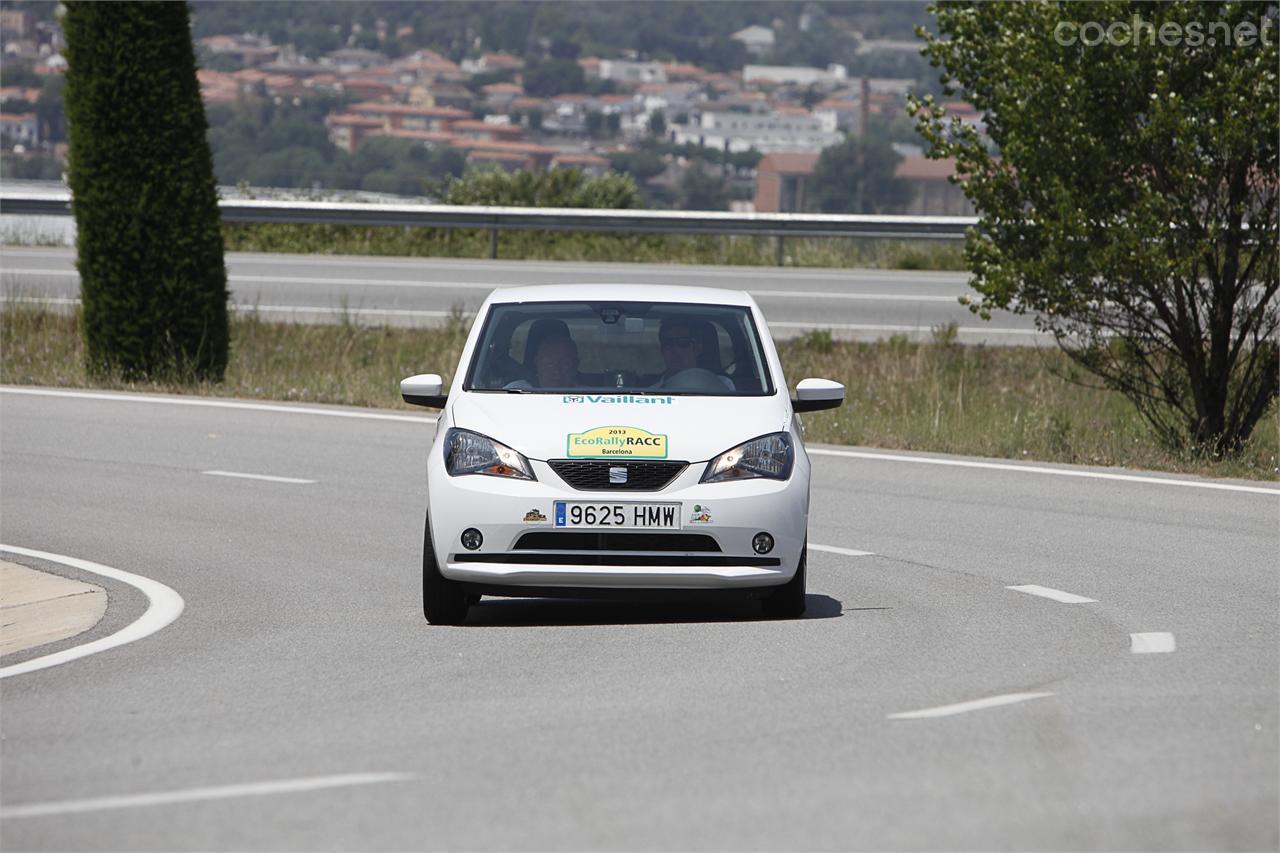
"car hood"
449,391,792,463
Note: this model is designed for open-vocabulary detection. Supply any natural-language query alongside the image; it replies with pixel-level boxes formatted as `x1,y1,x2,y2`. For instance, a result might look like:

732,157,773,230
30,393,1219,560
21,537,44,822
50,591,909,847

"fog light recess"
752,532,774,554
461,528,483,551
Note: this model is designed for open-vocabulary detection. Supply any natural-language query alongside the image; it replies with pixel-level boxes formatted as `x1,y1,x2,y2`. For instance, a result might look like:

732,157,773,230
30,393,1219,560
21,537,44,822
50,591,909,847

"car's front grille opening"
547,459,688,491
454,553,781,567
514,532,721,552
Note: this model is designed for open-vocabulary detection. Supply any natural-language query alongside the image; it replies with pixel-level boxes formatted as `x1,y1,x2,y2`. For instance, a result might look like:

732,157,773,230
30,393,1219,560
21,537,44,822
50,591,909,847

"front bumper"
427,456,809,590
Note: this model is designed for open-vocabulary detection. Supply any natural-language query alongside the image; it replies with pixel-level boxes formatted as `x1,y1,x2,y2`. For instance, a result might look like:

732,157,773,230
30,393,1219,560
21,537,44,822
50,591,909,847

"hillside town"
1,4,980,213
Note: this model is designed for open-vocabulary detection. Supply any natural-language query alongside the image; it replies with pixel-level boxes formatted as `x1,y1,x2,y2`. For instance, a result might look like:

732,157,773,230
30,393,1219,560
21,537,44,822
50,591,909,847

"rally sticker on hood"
567,426,668,459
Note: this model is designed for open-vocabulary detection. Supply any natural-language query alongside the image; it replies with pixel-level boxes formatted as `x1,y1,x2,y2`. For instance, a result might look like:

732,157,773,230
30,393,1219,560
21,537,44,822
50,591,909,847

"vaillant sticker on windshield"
567,426,668,459
562,394,674,405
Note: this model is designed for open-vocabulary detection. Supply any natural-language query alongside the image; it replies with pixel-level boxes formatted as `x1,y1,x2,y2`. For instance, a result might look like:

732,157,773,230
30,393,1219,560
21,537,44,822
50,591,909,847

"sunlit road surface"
0,246,1049,344
1,387,1275,850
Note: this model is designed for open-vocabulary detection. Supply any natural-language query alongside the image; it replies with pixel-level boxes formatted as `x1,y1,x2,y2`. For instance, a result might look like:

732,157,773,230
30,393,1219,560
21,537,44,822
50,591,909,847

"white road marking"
888,691,1055,720
2,282,963,303
0,772,416,819
0,387,437,424
6,387,1276,496
202,470,315,484
0,545,184,680
240,304,454,318
1,249,966,281
1006,584,1097,604
769,320,1043,336
810,544,876,557
807,447,1280,496
1130,632,1176,653
751,290,958,302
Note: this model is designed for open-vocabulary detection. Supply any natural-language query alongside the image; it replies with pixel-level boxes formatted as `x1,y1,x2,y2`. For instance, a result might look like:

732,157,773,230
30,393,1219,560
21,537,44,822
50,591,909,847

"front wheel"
422,512,469,625
762,543,806,619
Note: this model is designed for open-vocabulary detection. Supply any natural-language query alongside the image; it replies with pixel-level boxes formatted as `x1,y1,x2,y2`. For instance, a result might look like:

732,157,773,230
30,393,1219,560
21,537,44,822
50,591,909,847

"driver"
505,333,580,390
655,319,733,390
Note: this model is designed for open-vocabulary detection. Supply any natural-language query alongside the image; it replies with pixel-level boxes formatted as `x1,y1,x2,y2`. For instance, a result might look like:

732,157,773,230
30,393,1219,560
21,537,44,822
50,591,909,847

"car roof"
484,283,757,307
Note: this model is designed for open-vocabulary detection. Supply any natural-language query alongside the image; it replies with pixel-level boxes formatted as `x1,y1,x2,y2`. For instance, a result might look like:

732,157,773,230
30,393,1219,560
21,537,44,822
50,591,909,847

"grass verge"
219,223,966,271
2,306,1275,480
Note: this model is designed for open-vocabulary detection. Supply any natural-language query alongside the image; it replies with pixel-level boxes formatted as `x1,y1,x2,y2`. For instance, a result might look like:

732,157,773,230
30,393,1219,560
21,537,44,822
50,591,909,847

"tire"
762,542,806,619
422,511,469,625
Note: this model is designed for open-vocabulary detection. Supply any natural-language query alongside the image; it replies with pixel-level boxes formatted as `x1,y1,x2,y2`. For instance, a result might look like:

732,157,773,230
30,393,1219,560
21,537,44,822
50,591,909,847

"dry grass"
3,306,1275,480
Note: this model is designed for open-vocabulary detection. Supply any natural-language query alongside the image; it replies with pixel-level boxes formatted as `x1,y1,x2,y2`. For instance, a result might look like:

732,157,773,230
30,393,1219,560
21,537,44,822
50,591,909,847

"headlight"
444,428,536,481
700,432,793,483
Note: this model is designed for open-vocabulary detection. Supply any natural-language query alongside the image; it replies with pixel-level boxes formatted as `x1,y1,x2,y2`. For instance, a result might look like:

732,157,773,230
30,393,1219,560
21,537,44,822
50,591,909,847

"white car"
401,285,844,624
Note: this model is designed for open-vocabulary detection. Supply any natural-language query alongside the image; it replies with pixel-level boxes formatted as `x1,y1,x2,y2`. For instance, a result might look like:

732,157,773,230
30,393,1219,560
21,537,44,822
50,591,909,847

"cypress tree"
63,1,229,381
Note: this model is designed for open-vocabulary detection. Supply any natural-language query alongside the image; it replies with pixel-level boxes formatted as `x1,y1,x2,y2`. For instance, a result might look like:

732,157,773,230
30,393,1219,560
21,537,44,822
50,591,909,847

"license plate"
554,501,681,530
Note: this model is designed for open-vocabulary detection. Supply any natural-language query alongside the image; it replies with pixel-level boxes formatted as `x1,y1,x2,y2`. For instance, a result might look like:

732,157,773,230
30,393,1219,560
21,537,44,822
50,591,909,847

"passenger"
655,319,733,390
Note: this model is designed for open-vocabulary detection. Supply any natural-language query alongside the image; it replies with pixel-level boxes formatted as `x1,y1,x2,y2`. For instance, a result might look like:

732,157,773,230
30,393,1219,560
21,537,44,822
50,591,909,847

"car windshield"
464,301,775,396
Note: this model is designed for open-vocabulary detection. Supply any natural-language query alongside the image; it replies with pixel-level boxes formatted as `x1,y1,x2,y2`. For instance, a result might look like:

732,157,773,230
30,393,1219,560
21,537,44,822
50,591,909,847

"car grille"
547,459,688,491
514,532,721,552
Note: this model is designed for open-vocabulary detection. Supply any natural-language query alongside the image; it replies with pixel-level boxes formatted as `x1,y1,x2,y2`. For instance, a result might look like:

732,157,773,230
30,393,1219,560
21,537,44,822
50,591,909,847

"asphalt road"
1,387,1275,851
0,247,1047,344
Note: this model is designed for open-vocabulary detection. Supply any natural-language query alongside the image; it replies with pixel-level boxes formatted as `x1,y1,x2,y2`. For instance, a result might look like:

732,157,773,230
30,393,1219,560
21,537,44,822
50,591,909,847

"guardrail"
0,190,977,265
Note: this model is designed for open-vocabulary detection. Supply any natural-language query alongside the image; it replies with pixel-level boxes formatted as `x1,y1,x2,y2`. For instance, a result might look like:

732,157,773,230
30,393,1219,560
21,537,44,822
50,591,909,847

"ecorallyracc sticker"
567,426,668,459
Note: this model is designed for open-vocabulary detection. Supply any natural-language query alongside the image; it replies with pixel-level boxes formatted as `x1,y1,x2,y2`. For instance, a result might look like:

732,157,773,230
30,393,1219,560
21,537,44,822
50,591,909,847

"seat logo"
609,466,628,484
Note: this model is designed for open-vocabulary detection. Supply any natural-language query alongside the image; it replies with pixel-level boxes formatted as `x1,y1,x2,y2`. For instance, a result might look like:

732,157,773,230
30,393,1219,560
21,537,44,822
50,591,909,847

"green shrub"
63,1,228,381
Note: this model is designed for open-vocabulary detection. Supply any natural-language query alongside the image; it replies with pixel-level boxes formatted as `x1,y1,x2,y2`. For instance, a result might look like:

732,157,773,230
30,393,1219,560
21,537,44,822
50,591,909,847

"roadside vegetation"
219,224,965,271
4,305,1274,481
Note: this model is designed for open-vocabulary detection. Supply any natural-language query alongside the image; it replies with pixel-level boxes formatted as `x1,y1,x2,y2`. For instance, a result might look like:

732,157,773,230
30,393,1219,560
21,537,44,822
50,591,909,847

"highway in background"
1,387,1275,850
0,246,1049,344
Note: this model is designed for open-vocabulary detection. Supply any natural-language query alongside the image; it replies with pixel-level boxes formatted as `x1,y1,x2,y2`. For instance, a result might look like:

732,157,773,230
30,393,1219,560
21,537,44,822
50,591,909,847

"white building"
742,64,847,88
0,112,38,146
672,108,842,154
596,59,667,85
731,25,776,58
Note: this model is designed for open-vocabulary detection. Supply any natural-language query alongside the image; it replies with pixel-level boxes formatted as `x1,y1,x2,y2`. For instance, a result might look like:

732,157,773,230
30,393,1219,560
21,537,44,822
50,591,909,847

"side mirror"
791,378,844,413
401,373,447,408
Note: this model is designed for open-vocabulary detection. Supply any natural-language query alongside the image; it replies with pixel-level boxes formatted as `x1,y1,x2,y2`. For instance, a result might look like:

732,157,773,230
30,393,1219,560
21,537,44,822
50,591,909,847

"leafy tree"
911,1,1278,453
63,1,229,381
609,149,665,182
522,58,586,97
677,166,729,210
810,134,911,214
443,168,638,208
647,110,667,137
38,75,68,145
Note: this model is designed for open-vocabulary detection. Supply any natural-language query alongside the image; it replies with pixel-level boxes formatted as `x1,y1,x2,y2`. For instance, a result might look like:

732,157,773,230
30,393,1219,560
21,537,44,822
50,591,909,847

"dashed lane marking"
888,691,1055,720
0,772,417,819
1130,632,1176,653
202,470,316,485
1006,584,1097,604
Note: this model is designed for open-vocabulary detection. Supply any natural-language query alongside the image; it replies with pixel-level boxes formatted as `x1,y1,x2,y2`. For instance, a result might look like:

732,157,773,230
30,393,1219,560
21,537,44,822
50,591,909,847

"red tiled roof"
349,101,471,119
449,119,524,135
552,153,609,166
325,113,385,127
467,150,530,163
370,128,456,143
895,156,958,180
482,82,523,94
757,152,819,175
